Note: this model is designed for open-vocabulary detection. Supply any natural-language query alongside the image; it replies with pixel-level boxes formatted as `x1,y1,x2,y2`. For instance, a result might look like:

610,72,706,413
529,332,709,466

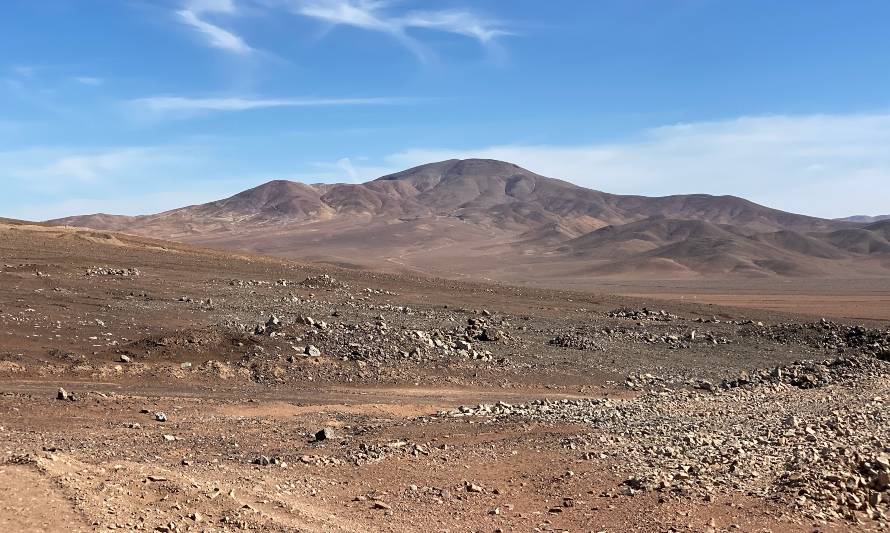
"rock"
695,380,715,392
315,427,335,441
480,328,502,342
119,355,131,363
305,345,321,357
162,434,176,442
154,412,168,422
56,387,69,401
466,482,483,493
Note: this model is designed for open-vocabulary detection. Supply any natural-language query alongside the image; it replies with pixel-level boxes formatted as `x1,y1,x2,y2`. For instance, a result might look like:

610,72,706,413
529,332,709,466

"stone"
305,345,321,357
315,427,335,441
480,328,502,342
466,483,483,493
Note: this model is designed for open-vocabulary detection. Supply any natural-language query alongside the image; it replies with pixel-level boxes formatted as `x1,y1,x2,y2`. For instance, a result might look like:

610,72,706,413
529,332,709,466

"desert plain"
0,216,888,533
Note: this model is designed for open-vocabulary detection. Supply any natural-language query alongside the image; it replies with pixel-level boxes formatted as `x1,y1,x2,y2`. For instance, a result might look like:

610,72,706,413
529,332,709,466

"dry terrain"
1,220,889,532
48,159,890,322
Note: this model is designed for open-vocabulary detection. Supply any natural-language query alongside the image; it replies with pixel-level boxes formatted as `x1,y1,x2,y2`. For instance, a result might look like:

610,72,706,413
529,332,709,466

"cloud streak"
288,0,511,59
0,144,255,220
12,113,886,221
73,76,104,86
3,147,195,189
177,0,253,55
171,1,513,59
326,112,890,219
126,95,421,118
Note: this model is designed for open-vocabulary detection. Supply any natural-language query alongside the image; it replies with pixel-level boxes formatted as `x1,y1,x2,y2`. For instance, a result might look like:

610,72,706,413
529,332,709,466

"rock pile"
440,359,890,526
299,274,347,290
548,334,604,351
608,307,678,321
741,319,890,357
86,266,140,277
721,355,888,390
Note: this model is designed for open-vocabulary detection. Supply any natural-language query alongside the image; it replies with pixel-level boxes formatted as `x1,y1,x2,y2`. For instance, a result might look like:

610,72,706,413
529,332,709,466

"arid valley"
2,167,889,531
4,2,890,531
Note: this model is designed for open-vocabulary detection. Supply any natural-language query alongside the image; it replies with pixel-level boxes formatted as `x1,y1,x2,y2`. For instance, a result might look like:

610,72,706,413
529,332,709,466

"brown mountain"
837,214,890,223
48,158,888,282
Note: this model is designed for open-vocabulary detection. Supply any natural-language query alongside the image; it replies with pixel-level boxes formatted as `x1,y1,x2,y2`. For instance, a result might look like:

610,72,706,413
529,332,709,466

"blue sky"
2,0,890,220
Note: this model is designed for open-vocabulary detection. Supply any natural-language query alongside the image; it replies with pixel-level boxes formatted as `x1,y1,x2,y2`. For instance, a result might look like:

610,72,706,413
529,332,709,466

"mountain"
48,159,889,282
837,214,890,223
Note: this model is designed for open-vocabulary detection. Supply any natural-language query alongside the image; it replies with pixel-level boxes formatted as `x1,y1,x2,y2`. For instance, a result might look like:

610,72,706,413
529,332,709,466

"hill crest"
46,159,885,281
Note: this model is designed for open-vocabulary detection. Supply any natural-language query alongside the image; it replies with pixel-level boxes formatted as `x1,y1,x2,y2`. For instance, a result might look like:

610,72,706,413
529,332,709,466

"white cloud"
9,188,246,222
189,0,238,14
73,76,104,86
10,113,888,222
334,112,890,219
288,0,510,59
2,146,196,191
126,95,417,119
0,145,260,220
398,10,512,43
177,0,253,55
297,156,394,183
171,0,512,59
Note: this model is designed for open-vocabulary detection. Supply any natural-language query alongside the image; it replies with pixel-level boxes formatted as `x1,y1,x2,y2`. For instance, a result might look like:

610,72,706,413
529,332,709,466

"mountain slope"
837,214,890,223
47,158,887,281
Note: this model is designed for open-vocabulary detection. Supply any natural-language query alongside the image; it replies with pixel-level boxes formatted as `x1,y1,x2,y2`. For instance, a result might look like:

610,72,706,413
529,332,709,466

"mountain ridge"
838,214,890,223
47,158,887,281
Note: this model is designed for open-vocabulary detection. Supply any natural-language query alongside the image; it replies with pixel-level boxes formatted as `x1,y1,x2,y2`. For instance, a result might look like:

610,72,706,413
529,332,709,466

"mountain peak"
46,159,877,281
376,158,535,183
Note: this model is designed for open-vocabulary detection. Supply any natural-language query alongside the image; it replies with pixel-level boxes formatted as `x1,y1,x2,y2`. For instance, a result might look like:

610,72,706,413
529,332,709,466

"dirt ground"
0,222,887,532
572,277,890,322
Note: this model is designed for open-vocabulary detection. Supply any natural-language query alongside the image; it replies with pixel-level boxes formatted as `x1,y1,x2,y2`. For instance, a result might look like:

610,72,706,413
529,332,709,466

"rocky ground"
0,222,888,532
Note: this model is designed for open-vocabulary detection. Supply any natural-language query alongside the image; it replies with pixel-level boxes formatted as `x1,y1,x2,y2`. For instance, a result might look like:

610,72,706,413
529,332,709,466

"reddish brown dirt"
0,222,885,532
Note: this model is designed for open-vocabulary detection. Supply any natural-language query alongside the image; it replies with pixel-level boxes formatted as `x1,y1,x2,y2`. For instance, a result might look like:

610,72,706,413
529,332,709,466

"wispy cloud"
177,0,253,55
398,9,512,43
3,147,193,188
288,0,511,59
73,76,104,86
317,112,890,219
126,95,420,118
0,144,254,220
171,1,513,59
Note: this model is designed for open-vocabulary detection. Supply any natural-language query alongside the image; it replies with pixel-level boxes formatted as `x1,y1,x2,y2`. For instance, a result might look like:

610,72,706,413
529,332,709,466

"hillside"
837,214,890,223
48,159,888,282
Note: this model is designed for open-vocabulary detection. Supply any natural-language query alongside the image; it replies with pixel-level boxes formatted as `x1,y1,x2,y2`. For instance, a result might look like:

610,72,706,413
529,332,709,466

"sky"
2,0,890,220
